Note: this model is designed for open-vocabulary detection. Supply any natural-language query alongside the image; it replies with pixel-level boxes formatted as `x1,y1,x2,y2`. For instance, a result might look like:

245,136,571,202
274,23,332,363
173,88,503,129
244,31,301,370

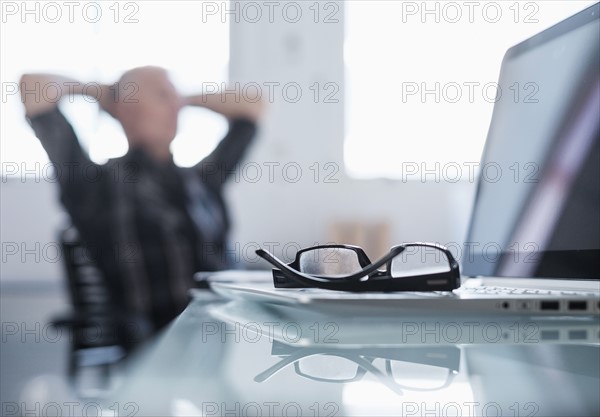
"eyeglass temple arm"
256,246,406,284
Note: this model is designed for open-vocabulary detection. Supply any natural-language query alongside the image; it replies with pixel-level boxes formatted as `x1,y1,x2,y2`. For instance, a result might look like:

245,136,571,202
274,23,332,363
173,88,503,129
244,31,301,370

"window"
344,0,596,179
1,1,229,176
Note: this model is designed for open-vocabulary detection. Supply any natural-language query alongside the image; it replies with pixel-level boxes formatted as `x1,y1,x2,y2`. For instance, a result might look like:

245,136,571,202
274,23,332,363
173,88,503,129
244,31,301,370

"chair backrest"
59,226,153,354
61,227,115,315
59,226,121,349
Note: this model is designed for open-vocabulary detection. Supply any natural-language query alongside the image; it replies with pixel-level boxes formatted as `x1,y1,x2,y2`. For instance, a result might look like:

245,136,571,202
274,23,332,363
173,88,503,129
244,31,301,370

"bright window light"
344,0,596,179
1,1,229,175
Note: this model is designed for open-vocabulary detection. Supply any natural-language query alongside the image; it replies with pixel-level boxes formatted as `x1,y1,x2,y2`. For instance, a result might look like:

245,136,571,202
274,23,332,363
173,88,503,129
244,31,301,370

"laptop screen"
463,3,600,279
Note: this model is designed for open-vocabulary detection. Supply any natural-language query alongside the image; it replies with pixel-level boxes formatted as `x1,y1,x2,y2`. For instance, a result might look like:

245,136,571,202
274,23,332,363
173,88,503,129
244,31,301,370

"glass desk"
97,292,599,417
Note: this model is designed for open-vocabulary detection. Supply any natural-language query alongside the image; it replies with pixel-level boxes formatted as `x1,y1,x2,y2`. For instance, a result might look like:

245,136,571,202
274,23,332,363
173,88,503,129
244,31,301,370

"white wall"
0,2,477,282
1,179,67,281
226,1,477,265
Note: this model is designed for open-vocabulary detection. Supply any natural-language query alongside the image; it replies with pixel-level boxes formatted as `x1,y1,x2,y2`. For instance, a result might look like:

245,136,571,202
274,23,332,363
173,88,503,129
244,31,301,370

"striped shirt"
28,108,257,331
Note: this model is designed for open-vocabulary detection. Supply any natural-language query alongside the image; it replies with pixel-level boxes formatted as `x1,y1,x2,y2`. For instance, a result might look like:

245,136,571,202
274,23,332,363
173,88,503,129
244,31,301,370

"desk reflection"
80,296,599,417
255,342,460,395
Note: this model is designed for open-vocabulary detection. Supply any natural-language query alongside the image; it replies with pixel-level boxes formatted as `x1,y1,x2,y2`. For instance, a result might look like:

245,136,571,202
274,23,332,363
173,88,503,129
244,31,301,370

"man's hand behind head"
99,84,119,119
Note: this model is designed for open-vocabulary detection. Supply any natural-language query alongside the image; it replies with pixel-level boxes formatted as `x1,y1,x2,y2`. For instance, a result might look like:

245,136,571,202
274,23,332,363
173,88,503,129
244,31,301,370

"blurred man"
20,67,263,335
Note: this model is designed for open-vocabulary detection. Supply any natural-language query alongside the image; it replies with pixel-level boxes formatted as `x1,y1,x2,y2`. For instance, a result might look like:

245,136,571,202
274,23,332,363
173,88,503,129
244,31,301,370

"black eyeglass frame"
256,243,461,292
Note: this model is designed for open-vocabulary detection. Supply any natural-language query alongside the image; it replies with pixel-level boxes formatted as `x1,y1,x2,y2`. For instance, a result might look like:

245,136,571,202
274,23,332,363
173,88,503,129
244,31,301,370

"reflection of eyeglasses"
256,243,460,292
255,342,460,395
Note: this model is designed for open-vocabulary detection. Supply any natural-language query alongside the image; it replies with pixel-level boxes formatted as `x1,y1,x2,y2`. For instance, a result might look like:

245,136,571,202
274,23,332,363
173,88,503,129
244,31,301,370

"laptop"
206,3,600,315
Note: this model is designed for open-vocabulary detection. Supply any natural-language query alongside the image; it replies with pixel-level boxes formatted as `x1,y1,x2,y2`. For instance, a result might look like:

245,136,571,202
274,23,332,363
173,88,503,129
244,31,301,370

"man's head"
112,66,182,158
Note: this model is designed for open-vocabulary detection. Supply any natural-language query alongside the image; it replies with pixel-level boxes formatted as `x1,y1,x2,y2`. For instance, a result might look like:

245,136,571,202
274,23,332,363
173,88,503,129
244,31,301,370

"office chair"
51,226,150,395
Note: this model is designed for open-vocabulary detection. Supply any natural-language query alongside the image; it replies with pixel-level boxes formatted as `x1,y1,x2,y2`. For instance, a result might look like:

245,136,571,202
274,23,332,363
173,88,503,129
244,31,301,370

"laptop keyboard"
458,286,598,297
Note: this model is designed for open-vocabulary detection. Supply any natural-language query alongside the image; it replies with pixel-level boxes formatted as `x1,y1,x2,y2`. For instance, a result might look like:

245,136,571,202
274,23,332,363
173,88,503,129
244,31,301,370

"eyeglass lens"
296,355,360,381
390,246,451,278
298,248,363,277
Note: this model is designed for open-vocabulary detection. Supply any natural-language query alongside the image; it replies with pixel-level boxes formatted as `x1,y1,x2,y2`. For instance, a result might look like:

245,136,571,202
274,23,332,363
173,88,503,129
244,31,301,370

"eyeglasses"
255,342,460,395
256,243,460,292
